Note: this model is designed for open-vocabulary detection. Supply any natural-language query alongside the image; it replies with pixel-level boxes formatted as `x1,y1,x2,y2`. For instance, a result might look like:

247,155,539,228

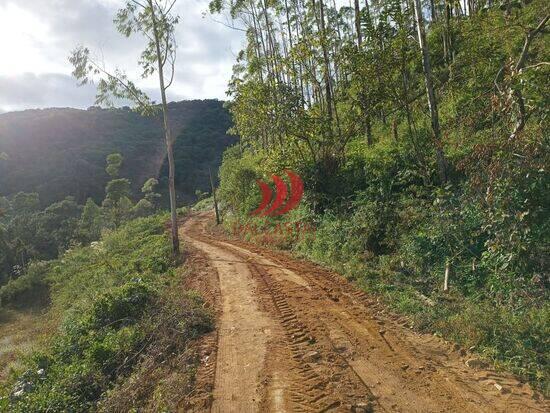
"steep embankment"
0,214,213,412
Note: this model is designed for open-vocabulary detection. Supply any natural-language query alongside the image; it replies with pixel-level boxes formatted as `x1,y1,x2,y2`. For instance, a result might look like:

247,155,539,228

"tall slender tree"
69,0,181,255
412,0,448,183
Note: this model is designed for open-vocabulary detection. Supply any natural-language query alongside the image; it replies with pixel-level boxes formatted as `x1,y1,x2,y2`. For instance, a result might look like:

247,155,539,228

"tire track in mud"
182,214,548,413
216,236,548,412
183,219,371,412
185,237,277,413
214,240,461,413
243,258,357,412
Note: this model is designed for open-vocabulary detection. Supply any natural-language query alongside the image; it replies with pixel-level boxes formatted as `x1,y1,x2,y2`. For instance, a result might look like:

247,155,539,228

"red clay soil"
179,213,548,413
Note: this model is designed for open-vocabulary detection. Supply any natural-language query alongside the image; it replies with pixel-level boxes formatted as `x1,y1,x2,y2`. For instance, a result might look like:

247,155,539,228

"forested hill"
0,99,234,206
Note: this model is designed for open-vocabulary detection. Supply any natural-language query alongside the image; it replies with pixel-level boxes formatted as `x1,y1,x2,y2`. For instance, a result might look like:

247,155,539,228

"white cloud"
0,0,244,112
0,3,53,74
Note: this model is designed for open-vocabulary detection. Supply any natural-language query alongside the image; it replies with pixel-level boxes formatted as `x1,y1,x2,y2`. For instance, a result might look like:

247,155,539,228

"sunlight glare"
0,3,52,75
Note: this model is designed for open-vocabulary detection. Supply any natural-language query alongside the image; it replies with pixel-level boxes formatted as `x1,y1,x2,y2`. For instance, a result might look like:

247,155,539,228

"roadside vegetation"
0,152,162,289
0,214,212,412
0,148,212,412
213,0,549,395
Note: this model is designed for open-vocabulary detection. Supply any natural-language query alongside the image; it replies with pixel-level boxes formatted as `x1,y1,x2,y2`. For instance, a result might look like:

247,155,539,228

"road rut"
181,214,547,412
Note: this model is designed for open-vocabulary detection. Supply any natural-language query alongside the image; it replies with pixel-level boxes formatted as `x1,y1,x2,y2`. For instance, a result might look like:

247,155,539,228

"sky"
0,0,244,113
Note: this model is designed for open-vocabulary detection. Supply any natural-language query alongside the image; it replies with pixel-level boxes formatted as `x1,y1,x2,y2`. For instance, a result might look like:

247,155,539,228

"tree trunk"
283,0,298,92
354,0,362,47
251,9,264,84
364,0,372,31
209,166,221,225
444,2,453,67
509,14,549,139
413,0,448,183
430,0,437,21
149,0,180,255
443,260,450,292
366,117,373,145
353,1,374,147
315,0,334,127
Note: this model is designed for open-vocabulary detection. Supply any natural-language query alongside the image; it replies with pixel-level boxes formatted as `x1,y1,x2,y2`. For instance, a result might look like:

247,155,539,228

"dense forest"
0,99,234,286
0,100,234,205
212,0,549,393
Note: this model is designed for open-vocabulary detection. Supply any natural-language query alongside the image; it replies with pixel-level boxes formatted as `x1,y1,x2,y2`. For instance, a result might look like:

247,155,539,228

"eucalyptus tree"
69,0,181,255
212,0,455,180
412,0,448,183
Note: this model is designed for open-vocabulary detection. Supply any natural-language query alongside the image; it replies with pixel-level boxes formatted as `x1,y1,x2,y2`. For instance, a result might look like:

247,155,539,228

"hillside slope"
0,214,213,412
213,0,549,396
0,100,234,205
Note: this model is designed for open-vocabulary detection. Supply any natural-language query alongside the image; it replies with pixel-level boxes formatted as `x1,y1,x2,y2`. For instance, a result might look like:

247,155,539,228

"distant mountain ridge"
0,100,235,206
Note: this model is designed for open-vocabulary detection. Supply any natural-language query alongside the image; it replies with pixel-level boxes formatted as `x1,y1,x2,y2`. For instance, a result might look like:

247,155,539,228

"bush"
0,214,212,412
0,262,50,308
192,196,214,212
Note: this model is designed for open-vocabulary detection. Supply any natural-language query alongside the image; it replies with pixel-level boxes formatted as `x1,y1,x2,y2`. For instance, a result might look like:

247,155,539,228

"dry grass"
0,307,54,382
98,344,199,412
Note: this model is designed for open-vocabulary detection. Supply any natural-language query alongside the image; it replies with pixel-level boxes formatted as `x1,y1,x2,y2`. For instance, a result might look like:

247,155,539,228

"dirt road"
181,213,547,413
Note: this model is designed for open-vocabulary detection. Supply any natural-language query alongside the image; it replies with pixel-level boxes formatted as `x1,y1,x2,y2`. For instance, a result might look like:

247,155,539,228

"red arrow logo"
251,170,304,217
250,180,273,216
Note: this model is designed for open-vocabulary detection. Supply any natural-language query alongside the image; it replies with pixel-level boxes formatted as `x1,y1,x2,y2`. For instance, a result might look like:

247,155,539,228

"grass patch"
290,214,550,396
0,214,212,412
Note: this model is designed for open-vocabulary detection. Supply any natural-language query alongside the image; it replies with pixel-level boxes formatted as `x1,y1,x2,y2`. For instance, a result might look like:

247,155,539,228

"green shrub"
0,262,50,308
192,196,214,212
0,214,212,412
429,301,550,394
